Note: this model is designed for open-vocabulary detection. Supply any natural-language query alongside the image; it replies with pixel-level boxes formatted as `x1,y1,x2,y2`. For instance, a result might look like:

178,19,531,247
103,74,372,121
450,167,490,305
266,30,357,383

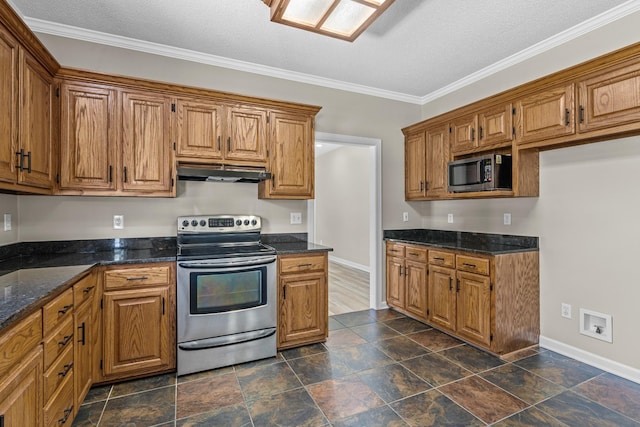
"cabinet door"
385,256,405,309
428,265,456,331
60,82,117,190
175,98,223,160
450,114,477,153
0,347,42,427
478,103,513,146
404,131,425,200
279,272,326,346
405,260,427,320
425,124,449,197
516,84,575,145
578,60,640,133
103,286,173,378
260,111,313,199
0,26,18,184
121,91,173,193
74,300,93,413
18,50,54,189
225,106,267,164
456,271,491,347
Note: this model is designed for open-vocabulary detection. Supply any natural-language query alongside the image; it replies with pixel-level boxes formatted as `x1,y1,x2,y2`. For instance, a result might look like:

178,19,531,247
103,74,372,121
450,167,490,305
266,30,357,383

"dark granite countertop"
384,229,538,255
0,234,331,331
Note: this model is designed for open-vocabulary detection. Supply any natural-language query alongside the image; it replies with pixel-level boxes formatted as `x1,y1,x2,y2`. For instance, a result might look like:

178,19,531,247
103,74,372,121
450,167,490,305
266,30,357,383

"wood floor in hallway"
328,260,370,316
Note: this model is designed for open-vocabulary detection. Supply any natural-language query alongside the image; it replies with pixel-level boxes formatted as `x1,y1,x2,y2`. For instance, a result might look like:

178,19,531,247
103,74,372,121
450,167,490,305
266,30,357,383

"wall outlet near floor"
561,303,572,319
290,212,302,224
3,213,11,231
113,215,124,229
447,213,454,224
403,212,409,222
504,213,512,225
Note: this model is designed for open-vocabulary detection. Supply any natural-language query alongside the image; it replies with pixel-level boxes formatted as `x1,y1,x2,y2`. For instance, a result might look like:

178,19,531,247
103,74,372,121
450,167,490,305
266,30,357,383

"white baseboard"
328,255,370,273
539,336,640,384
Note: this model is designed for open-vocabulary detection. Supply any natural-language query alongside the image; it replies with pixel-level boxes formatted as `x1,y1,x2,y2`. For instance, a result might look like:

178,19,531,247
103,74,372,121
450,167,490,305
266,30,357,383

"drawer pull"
57,304,73,315
58,334,73,347
58,406,73,425
408,252,419,256
58,362,73,378
390,249,399,253
82,286,95,294
433,257,445,261
462,263,477,269
298,263,312,268
126,276,149,281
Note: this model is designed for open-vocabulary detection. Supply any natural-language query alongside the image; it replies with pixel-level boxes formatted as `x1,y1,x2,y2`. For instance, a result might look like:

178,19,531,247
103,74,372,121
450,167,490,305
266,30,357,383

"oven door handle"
178,256,276,269
178,327,276,351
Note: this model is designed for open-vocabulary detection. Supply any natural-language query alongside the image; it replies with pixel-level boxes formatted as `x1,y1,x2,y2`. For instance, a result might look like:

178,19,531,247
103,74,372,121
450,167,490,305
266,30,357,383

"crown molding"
23,17,423,104
419,0,640,104
18,0,640,106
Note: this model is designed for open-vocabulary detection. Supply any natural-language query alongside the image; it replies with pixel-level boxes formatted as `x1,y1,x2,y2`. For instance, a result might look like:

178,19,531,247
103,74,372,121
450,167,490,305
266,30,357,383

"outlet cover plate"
290,212,302,224
113,215,124,229
561,303,572,319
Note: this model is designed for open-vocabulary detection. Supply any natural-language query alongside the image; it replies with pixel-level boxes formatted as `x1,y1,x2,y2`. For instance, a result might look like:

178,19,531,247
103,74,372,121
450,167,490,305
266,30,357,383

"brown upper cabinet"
259,111,314,199
175,99,267,166
405,122,449,200
450,103,513,154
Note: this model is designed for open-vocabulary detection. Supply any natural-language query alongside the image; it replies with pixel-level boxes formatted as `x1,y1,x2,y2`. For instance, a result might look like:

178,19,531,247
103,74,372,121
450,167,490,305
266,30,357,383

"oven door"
177,255,277,342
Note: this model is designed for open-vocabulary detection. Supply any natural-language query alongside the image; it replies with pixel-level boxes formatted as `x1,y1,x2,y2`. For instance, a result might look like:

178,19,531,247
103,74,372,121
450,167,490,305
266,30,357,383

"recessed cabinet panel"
60,83,117,190
0,26,18,184
456,271,491,347
517,84,575,145
226,107,267,163
405,132,425,200
478,103,513,146
450,115,477,153
428,265,456,331
175,99,223,160
425,125,449,197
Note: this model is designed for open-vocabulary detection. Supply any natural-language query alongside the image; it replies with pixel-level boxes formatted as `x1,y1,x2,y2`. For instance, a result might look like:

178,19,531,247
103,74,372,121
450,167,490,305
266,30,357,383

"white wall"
0,194,19,245
418,10,640,372
315,145,370,267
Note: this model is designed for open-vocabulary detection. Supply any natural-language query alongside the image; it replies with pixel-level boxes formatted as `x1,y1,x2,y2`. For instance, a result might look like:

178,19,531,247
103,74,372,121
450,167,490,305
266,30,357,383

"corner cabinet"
277,253,328,349
385,241,540,356
101,263,176,381
259,111,315,199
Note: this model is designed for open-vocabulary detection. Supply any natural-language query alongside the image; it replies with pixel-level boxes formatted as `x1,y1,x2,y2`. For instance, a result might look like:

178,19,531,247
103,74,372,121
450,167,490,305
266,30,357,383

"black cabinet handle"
58,304,73,315
58,333,73,347
419,181,423,192
479,126,483,140
15,149,24,170
58,362,73,377
109,165,113,182
126,276,148,281
83,286,95,294
456,279,461,292
470,128,475,141
217,135,221,150
227,137,231,151
298,263,312,268
58,406,73,425
408,252,419,256
462,263,477,269
123,166,128,182
433,257,445,261
24,151,31,173
449,276,453,291
579,105,584,123
78,322,86,345
565,108,570,126
162,297,165,315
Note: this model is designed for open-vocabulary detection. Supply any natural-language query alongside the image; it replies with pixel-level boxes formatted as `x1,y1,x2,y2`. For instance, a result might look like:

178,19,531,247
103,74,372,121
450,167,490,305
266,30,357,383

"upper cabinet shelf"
403,41,640,201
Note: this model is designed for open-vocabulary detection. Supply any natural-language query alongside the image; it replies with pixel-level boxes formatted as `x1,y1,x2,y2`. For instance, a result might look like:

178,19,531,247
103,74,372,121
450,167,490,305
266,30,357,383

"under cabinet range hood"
177,164,272,183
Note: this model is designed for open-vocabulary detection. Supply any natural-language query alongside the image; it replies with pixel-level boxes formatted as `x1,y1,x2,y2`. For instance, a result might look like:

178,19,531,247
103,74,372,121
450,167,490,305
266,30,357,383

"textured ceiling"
8,0,636,102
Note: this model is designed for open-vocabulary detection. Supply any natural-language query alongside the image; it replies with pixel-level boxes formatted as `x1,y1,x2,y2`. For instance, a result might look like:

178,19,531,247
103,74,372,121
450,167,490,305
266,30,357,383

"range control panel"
177,215,261,233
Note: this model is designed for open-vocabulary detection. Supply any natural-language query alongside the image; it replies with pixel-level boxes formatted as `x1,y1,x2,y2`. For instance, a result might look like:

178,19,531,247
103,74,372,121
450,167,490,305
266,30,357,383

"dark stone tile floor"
73,309,640,426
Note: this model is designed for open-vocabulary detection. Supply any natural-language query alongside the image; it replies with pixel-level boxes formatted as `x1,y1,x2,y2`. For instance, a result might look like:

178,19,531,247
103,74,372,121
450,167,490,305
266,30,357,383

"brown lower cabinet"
386,241,539,356
101,263,176,381
277,252,328,349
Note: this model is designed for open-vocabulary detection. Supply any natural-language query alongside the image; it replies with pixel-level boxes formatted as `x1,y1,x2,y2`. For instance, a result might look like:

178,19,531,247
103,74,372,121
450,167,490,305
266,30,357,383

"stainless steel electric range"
176,214,277,376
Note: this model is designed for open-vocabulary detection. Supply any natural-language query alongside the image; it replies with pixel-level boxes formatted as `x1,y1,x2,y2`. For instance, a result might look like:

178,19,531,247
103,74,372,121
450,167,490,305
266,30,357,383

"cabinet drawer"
43,316,74,370
405,245,427,262
279,254,326,274
386,242,405,258
43,341,74,403
73,272,97,306
104,265,171,290
0,311,42,378
43,287,74,336
456,254,490,275
428,250,455,268
44,370,74,427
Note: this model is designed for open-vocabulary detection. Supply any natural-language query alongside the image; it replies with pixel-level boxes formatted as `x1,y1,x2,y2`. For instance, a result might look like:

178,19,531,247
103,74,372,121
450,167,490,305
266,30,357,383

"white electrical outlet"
504,213,512,225
113,215,124,229
403,212,409,222
447,213,454,224
290,212,302,224
3,213,11,231
561,303,572,319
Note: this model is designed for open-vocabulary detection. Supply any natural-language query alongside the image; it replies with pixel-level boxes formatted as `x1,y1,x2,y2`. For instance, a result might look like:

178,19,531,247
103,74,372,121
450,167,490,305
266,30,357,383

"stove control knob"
236,219,242,226
182,220,189,227
191,220,198,227
244,219,250,226
199,220,206,226
251,219,257,226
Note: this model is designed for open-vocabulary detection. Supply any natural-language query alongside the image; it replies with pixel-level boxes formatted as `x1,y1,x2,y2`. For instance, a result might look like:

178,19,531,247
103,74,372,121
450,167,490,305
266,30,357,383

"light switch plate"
290,212,302,224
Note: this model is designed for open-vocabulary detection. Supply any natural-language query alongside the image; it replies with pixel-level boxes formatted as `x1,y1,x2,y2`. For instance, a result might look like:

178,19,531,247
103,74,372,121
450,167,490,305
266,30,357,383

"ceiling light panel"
282,0,334,26
321,1,375,37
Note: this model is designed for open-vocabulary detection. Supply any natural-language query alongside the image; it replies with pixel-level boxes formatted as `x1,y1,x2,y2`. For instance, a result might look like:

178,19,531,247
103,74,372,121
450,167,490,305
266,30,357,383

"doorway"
307,132,383,314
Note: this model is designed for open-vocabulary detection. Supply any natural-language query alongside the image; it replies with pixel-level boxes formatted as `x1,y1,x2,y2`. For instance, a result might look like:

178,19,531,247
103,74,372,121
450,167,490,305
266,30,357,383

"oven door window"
189,267,267,314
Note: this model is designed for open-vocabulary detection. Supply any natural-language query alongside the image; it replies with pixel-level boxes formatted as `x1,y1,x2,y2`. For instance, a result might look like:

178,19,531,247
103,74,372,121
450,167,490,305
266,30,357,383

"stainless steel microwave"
448,154,512,193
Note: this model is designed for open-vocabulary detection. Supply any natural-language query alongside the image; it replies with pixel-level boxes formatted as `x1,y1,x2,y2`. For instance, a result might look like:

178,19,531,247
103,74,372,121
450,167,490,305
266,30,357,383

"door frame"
308,132,385,310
